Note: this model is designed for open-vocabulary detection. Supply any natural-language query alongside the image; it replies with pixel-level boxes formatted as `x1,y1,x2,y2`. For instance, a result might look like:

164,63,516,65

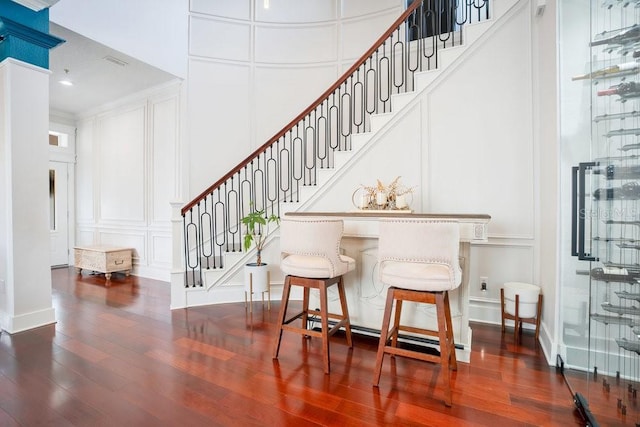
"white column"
0,58,55,333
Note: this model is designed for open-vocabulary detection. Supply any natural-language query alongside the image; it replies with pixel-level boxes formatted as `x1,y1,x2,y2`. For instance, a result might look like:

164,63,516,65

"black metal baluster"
317,104,329,169
278,136,291,202
228,176,240,253
292,127,303,201
379,41,391,112
365,58,378,131
341,81,352,149
353,69,365,135
304,115,316,185
266,145,278,217
393,28,406,95
200,195,213,269
184,210,200,287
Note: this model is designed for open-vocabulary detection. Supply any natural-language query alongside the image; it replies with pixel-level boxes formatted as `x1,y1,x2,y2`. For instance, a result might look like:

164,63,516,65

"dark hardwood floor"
0,268,584,426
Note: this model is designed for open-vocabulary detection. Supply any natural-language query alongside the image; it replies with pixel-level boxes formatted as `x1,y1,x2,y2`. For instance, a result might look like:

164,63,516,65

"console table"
74,246,133,285
284,211,491,362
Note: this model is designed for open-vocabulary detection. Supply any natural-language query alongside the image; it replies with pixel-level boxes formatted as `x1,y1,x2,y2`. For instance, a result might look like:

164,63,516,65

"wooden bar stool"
372,219,461,407
501,282,542,344
273,217,355,374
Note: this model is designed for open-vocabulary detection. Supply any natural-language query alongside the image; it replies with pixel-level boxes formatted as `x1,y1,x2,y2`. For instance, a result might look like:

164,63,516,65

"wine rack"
566,1,640,425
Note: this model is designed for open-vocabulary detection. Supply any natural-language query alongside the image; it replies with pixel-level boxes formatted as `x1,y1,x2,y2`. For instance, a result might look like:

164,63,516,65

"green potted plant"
242,208,280,266
241,207,279,310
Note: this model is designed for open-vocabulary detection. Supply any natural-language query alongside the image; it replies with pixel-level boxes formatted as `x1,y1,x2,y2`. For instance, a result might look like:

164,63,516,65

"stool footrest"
384,345,441,364
397,325,440,339
282,310,349,338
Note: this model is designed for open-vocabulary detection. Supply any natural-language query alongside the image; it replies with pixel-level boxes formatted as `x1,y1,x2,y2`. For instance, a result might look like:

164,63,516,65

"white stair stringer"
179,0,521,308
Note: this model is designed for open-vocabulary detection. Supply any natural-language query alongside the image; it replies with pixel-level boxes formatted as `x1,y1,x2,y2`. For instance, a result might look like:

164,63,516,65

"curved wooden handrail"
182,0,423,216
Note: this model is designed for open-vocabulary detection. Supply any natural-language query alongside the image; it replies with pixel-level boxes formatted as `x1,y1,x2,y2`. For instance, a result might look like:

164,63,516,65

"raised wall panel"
190,0,251,20
98,105,146,222
255,0,338,23
468,243,535,300
188,59,251,196
340,10,400,60
151,95,179,224
190,17,251,61
151,234,171,266
426,9,533,239
75,118,95,222
255,24,338,64
98,231,146,261
254,64,338,144
341,0,402,18
75,229,95,246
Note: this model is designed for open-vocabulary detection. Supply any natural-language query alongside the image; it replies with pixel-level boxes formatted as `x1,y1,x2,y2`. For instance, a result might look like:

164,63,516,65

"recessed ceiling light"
59,68,73,86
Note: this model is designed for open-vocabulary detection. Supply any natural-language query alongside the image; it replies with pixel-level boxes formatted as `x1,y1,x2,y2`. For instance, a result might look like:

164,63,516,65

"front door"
49,161,69,266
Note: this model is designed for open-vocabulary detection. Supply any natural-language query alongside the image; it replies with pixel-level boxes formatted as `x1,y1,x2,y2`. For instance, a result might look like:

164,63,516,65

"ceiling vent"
103,55,128,67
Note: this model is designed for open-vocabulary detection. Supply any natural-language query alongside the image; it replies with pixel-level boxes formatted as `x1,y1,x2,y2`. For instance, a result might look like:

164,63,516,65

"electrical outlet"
480,276,488,292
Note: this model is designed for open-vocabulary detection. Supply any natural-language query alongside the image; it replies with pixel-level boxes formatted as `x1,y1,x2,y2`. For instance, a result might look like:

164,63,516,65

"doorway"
49,124,75,268
49,161,70,267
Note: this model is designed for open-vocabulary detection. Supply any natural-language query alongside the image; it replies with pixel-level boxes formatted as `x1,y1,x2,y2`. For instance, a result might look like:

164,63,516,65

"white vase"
244,263,269,294
375,191,387,207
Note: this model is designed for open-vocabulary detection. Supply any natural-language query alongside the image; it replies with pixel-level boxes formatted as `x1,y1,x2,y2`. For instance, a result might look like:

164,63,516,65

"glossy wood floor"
0,268,585,426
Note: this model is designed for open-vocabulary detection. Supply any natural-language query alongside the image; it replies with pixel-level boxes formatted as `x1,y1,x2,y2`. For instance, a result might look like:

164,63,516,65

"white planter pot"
503,282,541,318
244,263,269,294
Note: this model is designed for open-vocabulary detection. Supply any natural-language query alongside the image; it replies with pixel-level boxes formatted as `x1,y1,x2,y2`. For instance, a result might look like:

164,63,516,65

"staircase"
172,0,520,309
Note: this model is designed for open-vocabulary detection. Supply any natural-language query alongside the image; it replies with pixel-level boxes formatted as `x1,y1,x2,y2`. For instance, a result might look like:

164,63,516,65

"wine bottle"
572,62,639,81
595,110,640,122
591,24,640,47
606,128,640,137
597,81,640,99
593,182,640,200
594,164,640,179
591,267,640,283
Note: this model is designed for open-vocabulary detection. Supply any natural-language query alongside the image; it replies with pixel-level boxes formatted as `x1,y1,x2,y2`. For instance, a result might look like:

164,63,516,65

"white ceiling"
48,23,178,116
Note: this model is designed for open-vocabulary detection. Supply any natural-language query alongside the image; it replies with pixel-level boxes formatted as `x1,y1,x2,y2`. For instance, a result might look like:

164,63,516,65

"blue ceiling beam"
0,0,64,69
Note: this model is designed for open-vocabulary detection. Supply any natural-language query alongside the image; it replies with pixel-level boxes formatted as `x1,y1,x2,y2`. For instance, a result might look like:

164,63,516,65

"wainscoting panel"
97,104,146,223
189,17,251,61
190,0,251,20
255,24,338,64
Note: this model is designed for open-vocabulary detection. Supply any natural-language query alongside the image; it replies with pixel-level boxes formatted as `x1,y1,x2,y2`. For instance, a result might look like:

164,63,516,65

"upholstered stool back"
378,219,461,291
280,217,355,279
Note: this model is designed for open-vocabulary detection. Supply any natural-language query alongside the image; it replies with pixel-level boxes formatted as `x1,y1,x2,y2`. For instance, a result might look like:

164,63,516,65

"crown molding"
10,0,59,12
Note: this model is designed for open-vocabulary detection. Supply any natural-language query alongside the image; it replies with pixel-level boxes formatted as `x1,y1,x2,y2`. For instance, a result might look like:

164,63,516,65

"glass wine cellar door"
560,1,640,425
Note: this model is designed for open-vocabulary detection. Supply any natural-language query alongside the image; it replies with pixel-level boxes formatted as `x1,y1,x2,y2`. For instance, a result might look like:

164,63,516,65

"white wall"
186,0,404,199
75,83,182,280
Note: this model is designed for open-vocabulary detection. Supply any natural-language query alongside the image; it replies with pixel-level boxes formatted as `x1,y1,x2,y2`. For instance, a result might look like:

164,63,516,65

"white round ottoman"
500,282,542,344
